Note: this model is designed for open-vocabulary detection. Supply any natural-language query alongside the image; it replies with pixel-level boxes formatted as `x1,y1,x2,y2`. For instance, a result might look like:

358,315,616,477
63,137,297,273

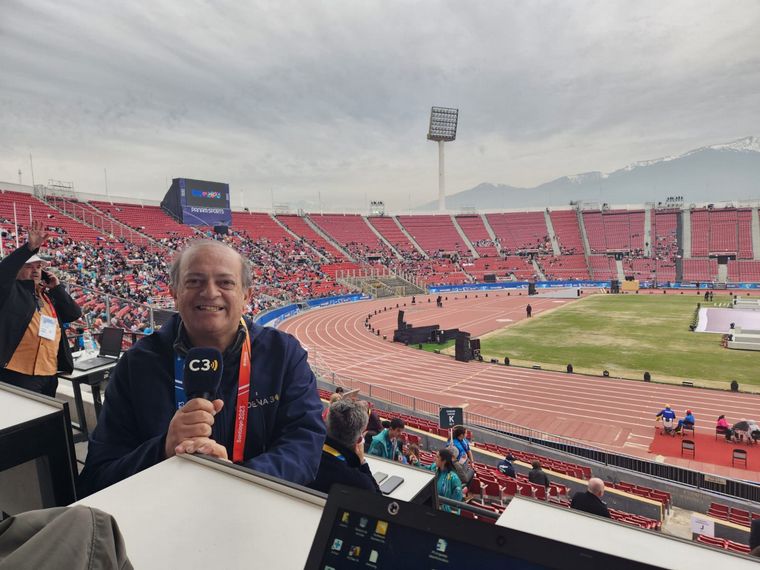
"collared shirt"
6,291,60,376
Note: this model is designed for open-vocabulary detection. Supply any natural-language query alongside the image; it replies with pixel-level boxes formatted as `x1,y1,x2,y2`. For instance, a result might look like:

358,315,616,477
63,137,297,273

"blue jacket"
79,314,325,495
656,408,676,421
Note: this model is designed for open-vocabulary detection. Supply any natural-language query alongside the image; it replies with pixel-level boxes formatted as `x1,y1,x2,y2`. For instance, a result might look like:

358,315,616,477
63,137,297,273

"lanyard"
36,291,57,318
322,443,346,461
173,319,252,464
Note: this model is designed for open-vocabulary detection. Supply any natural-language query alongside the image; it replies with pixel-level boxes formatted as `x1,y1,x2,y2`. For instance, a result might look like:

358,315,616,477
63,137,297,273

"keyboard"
74,356,118,371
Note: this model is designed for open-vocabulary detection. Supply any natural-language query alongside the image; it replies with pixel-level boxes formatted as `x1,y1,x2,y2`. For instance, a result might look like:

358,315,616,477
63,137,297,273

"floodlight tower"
427,106,459,211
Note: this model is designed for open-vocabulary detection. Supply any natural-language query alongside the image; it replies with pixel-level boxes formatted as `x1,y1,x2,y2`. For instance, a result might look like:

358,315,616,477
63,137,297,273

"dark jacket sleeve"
0,243,35,295
47,283,82,323
77,355,168,497
243,338,326,485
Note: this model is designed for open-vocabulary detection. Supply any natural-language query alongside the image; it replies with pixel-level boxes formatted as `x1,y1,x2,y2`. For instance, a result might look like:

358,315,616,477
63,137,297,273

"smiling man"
79,240,325,495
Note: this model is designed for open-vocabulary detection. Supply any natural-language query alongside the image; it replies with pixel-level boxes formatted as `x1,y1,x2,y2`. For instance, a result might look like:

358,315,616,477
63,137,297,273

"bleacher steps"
303,214,353,261
751,207,760,260
543,210,561,256
364,217,404,260
272,214,328,262
681,209,692,258
480,213,503,255
393,216,428,258
643,208,652,257
576,209,592,257
450,215,479,258
717,262,728,283
531,258,546,280
615,258,625,281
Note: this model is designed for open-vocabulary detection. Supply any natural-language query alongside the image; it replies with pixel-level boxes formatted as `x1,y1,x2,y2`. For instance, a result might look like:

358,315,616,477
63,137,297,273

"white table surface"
497,496,757,569
59,360,117,380
0,384,61,431
365,456,435,502
75,455,326,569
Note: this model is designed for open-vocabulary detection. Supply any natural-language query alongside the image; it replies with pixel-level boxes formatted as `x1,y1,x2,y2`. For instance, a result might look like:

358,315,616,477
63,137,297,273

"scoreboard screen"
184,180,230,208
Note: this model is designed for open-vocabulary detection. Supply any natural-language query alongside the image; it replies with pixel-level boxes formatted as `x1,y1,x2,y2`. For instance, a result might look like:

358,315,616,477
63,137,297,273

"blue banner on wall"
254,293,370,327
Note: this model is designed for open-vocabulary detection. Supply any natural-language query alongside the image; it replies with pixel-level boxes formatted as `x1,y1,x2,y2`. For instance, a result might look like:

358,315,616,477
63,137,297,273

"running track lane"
280,293,760,478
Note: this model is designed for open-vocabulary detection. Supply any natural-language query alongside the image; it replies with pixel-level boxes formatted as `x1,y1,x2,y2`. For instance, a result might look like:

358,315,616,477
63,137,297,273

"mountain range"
417,136,760,211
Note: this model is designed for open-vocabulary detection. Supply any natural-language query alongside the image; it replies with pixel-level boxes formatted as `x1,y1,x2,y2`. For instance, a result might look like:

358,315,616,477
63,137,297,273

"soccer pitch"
479,294,760,388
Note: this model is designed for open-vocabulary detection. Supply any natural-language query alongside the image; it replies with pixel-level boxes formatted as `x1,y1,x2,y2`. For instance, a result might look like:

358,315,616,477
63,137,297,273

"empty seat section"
397,215,469,255
310,214,396,260
485,212,551,254
367,216,419,254
90,201,196,240
456,215,498,257
275,215,346,259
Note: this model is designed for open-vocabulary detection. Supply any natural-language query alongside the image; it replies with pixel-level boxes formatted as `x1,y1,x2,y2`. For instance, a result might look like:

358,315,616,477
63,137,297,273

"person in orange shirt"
0,220,82,396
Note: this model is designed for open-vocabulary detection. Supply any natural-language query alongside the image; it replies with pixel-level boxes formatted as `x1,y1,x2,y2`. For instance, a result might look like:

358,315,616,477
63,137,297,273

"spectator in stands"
363,401,384,452
675,409,695,434
0,221,82,396
78,240,325,496
497,453,517,479
404,443,421,467
570,478,611,518
368,417,405,462
528,461,551,489
449,425,474,465
309,398,380,494
322,392,342,422
426,448,463,514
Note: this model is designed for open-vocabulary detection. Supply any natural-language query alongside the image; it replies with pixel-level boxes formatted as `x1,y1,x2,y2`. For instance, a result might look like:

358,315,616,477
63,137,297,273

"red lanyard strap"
232,322,252,464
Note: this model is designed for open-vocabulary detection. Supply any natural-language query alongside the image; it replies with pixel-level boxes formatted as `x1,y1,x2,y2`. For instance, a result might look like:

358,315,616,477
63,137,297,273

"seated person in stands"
309,399,381,494
368,417,405,462
497,453,517,479
570,478,611,518
425,448,463,514
528,461,551,489
449,425,474,466
674,409,695,434
655,404,676,434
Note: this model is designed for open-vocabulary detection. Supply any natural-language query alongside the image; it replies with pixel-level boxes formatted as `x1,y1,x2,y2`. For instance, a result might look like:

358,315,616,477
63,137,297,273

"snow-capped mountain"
417,136,760,210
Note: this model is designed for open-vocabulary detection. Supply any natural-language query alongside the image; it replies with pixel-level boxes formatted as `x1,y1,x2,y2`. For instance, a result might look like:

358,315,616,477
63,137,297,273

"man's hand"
27,220,49,251
165,398,223,458
175,437,229,461
42,271,60,289
355,440,366,464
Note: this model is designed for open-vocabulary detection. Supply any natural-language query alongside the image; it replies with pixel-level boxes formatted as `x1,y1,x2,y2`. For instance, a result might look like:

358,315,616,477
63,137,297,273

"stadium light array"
427,106,459,211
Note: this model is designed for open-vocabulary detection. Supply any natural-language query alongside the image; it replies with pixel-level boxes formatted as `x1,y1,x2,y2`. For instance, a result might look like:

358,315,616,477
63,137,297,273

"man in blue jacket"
79,240,325,495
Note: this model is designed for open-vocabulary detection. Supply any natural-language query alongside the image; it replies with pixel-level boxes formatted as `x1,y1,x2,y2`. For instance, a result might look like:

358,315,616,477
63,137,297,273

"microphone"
183,347,223,400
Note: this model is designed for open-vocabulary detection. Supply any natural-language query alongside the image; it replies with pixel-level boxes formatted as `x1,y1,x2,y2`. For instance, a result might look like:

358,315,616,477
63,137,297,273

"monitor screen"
318,507,545,569
184,180,230,208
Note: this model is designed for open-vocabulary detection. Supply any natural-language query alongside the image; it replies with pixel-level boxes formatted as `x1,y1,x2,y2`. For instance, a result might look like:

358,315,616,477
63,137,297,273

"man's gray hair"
169,240,252,290
327,399,369,449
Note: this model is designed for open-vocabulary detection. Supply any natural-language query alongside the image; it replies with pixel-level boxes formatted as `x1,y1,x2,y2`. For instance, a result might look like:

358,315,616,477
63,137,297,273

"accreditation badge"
39,315,58,340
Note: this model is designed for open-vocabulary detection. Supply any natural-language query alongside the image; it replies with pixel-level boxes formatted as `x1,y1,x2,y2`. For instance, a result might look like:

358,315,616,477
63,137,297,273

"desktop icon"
375,520,388,536
341,511,350,524
359,517,369,529
331,538,343,553
349,546,361,558
369,550,379,563
436,538,448,553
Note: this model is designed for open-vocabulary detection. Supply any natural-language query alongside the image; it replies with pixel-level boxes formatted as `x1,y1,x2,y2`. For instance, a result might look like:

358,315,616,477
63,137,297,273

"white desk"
0,383,61,430
497,496,758,569
75,455,326,569
0,383,77,513
365,456,435,503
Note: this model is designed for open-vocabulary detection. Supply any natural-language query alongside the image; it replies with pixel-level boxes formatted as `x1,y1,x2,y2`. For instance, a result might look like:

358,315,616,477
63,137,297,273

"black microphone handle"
187,392,214,401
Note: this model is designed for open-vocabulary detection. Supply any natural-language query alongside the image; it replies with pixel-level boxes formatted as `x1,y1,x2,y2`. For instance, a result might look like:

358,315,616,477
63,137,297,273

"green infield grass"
478,294,760,388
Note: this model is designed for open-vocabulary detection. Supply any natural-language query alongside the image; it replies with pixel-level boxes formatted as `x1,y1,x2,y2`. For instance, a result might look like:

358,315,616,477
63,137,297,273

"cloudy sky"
1,0,759,212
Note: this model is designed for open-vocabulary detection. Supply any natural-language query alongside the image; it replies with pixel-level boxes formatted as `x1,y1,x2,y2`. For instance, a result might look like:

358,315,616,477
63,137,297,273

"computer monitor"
305,485,658,569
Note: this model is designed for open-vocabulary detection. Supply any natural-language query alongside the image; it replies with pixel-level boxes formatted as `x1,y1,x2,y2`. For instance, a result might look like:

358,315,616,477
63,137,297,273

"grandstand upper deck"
397,214,470,255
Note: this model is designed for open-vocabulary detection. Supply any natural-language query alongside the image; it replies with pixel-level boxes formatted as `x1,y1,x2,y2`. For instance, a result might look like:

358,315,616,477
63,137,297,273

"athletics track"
280,292,760,480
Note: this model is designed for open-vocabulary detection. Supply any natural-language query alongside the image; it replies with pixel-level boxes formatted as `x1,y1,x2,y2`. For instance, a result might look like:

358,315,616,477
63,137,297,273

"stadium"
2,2,760,568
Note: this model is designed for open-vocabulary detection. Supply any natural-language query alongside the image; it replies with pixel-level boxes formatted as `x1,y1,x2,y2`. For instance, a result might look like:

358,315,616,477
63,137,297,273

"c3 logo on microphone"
188,358,219,372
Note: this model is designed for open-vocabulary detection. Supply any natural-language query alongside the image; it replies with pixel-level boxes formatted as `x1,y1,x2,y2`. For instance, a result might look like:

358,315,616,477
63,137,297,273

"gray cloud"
1,0,759,212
